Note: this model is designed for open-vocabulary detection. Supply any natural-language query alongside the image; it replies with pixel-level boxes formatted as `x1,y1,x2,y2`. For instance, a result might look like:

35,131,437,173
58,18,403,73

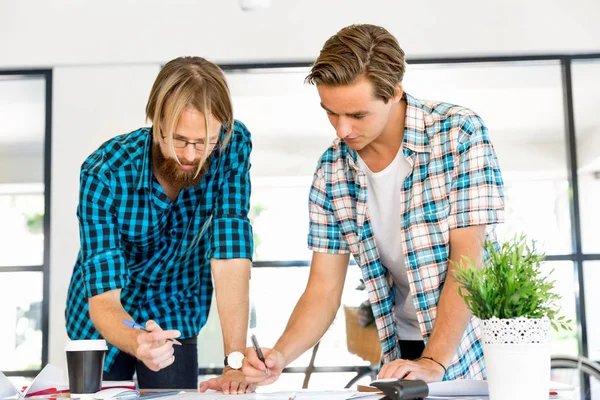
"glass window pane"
196,264,367,369
229,63,573,259
0,190,45,267
542,262,578,356
583,262,600,361
0,272,43,371
573,60,600,254
0,77,45,185
226,69,330,262
0,75,46,268
405,62,571,255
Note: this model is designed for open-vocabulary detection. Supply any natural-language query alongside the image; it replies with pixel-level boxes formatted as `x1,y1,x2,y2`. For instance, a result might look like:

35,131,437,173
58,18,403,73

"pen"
250,334,270,376
122,320,182,345
288,392,297,400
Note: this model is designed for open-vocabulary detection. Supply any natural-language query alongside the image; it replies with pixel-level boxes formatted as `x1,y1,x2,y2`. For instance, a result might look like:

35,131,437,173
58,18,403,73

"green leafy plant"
452,234,571,331
24,212,44,234
249,203,267,258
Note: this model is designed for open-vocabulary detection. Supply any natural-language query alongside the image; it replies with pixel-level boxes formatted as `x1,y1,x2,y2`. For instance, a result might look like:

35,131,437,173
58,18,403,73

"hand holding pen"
122,319,182,372
122,320,182,345
242,335,285,385
250,334,270,377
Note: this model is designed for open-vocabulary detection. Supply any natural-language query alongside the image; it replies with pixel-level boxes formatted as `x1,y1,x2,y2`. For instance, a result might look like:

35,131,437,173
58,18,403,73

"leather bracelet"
419,356,447,375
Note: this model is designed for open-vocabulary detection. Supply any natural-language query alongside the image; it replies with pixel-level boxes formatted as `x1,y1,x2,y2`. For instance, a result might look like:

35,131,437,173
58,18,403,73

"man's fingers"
240,382,255,394
146,341,174,360
244,349,263,368
221,381,232,395
228,381,241,395
378,362,393,379
198,381,208,393
147,329,181,343
264,353,277,368
199,378,221,392
158,355,175,370
145,320,162,332
242,358,267,376
152,346,175,366
141,320,181,343
403,371,417,380
391,363,411,379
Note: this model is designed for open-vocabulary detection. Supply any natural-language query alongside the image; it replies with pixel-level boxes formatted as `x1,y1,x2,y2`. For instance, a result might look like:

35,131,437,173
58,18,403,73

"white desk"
150,389,574,400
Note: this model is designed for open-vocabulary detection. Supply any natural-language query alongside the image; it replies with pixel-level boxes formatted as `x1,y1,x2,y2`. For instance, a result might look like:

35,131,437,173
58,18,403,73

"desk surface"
148,389,574,400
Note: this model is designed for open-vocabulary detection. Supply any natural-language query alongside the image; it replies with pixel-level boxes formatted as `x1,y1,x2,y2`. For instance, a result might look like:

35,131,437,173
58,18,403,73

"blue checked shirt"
308,93,505,380
66,120,253,371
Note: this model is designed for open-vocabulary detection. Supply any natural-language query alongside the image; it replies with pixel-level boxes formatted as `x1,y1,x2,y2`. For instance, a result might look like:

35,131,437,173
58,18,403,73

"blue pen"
122,320,182,345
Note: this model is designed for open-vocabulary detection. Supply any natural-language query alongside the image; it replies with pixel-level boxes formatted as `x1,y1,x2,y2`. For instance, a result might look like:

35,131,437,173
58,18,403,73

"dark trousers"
103,339,198,389
398,340,425,360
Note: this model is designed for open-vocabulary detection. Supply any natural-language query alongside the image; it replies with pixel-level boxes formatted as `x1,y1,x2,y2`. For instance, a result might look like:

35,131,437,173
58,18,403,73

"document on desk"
428,380,488,396
178,390,361,400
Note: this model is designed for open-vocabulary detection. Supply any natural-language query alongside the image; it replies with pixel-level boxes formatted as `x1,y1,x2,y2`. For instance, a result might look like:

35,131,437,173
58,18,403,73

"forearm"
421,273,472,367
88,289,139,356
274,286,340,366
212,258,251,355
423,225,486,367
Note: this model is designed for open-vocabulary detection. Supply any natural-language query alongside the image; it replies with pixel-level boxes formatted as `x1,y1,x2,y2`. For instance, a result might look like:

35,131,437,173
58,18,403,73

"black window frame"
0,68,52,378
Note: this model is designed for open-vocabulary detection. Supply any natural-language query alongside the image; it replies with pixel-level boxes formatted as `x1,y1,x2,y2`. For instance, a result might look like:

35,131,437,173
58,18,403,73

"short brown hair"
305,24,406,103
146,56,233,176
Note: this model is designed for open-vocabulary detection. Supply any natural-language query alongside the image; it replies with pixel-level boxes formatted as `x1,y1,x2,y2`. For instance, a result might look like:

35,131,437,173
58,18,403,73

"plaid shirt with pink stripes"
307,93,505,380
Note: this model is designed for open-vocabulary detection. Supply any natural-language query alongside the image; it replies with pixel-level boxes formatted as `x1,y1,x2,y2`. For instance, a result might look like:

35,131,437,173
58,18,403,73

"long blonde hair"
146,56,234,177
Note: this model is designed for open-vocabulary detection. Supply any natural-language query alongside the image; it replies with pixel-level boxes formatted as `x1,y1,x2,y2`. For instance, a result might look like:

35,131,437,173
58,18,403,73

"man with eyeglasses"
65,57,255,394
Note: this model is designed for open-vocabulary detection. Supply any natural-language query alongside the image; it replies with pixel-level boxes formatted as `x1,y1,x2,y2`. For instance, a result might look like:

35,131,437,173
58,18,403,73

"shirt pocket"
422,202,450,223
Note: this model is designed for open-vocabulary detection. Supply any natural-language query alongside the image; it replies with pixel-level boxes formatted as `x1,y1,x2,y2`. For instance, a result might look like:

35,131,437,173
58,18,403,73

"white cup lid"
65,339,108,351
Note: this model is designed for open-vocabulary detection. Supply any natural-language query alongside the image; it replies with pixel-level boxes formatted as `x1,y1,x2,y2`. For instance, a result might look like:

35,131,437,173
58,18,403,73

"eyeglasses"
161,134,219,152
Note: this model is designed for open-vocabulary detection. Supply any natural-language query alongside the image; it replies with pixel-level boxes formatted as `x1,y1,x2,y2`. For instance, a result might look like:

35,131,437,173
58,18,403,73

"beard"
152,143,211,189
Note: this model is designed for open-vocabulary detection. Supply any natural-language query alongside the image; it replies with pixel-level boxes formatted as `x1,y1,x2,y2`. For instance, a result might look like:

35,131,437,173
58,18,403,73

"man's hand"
242,347,286,386
378,358,445,383
135,320,181,372
199,368,256,394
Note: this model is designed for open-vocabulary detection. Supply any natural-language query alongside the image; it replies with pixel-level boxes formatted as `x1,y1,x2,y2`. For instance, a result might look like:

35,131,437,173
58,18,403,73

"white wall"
50,65,160,370
1,0,600,69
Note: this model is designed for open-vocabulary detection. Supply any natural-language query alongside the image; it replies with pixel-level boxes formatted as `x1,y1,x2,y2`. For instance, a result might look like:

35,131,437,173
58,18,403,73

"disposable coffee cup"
65,339,108,398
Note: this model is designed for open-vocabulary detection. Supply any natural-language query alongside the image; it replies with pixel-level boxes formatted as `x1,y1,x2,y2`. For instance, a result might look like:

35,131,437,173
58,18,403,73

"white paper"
0,364,67,400
428,380,488,396
0,370,19,399
24,364,67,396
177,390,358,400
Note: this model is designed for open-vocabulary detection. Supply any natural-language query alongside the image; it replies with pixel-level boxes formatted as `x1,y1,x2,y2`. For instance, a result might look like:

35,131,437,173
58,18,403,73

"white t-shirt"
357,149,423,341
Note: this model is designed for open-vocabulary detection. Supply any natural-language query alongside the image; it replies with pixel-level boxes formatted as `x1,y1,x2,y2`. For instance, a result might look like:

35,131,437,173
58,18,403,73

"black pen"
250,334,270,376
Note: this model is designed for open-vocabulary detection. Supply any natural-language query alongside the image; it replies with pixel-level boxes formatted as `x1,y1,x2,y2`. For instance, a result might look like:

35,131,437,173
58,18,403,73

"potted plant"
453,234,571,400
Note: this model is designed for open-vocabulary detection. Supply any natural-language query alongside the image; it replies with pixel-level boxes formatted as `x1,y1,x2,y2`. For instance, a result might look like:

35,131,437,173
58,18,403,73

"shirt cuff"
210,217,253,259
82,250,129,297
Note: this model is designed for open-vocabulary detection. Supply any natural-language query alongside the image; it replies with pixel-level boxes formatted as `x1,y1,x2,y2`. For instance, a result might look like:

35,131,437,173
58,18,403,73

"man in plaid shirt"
65,57,254,393
244,24,504,383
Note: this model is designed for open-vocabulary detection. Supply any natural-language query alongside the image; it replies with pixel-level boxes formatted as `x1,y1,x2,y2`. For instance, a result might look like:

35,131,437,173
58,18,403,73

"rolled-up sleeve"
307,167,350,254
78,169,129,297
210,122,254,260
448,115,505,230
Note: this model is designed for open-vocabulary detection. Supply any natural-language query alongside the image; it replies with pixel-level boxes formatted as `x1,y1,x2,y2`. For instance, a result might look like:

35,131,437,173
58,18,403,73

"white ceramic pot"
480,316,551,400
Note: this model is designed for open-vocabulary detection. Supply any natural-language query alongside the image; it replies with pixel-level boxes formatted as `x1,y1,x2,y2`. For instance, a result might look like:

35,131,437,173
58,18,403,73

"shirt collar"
403,92,431,154
346,92,430,170
136,127,154,191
